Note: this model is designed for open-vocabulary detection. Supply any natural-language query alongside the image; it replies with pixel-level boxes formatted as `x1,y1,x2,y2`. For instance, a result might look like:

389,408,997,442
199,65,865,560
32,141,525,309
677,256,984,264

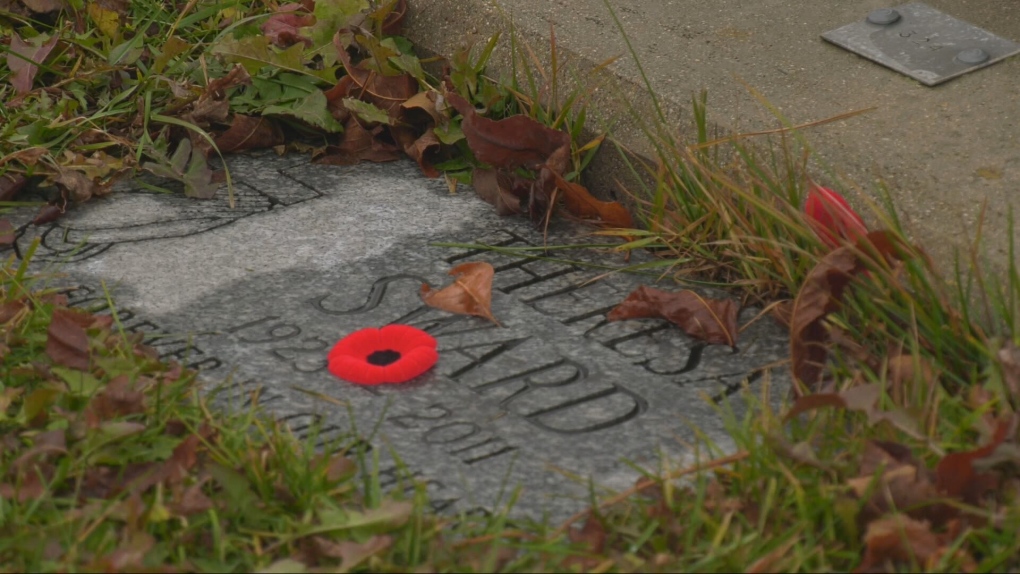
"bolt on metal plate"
821,2,1020,86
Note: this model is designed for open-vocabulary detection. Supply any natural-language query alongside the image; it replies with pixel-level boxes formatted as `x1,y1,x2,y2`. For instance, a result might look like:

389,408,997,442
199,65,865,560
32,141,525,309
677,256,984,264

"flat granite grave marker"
9,152,790,520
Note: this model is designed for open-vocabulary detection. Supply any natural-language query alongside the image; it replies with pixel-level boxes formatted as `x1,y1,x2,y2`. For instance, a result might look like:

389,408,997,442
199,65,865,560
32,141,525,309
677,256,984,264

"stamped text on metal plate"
821,2,1020,86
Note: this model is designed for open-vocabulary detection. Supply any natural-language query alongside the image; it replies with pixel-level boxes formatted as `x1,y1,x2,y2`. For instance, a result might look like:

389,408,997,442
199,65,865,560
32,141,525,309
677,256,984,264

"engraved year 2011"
388,403,517,465
225,315,329,373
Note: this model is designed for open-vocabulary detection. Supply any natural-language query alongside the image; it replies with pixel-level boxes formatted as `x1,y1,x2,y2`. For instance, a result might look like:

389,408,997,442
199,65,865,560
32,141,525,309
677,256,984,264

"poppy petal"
327,325,438,385
804,185,868,248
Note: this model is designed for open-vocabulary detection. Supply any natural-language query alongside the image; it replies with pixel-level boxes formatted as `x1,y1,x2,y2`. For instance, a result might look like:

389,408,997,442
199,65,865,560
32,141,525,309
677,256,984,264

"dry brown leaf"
789,231,907,389
8,32,60,95
336,46,417,115
214,114,285,152
607,285,738,347
420,262,501,326
54,167,96,202
470,168,527,215
45,308,91,370
446,92,571,174
935,416,1014,503
856,514,973,573
548,170,632,228
317,116,402,165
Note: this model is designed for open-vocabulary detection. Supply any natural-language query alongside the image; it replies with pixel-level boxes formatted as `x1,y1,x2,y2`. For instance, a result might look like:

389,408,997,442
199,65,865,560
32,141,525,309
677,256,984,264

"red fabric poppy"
327,325,438,385
804,185,869,248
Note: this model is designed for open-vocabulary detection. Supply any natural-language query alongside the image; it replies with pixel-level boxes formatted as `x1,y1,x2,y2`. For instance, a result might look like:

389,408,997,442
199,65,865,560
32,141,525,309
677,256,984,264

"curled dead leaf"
607,285,738,347
548,170,633,228
789,231,909,390
446,92,571,174
46,309,91,370
421,262,501,326
336,46,417,115
214,115,285,153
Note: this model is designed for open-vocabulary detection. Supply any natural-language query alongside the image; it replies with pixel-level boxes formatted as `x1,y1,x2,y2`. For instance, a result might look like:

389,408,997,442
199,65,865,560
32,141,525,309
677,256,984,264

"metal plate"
821,2,1020,86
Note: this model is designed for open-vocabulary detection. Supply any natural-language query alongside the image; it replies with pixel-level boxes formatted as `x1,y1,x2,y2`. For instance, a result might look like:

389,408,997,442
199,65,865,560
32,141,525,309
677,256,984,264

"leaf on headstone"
469,168,527,215
607,285,738,347
32,203,65,225
336,46,417,114
0,174,29,201
8,32,60,95
445,91,571,174
421,262,501,326
143,139,218,199
54,167,96,202
214,115,285,152
46,309,91,370
790,231,908,389
548,169,632,228
0,219,15,246
316,116,401,165
784,383,923,438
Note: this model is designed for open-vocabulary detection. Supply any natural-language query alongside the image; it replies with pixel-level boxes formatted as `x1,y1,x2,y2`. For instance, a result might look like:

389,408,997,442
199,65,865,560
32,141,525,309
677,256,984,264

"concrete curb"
405,0,1020,272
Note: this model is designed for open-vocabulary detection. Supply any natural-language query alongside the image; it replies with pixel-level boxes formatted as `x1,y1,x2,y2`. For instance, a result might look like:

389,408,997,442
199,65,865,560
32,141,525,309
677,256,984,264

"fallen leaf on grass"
789,231,907,389
935,416,1014,502
261,3,315,47
847,441,948,527
856,514,973,573
8,32,60,95
298,535,392,571
784,383,922,439
169,481,214,517
84,375,145,424
421,262,501,326
607,285,738,347
46,309,91,370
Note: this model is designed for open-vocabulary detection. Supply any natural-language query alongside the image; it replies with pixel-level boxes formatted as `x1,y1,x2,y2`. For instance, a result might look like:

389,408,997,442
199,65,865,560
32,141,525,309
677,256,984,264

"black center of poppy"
366,349,401,366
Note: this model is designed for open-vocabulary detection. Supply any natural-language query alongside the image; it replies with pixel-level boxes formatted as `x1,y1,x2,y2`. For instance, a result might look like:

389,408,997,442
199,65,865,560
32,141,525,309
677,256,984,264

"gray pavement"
8,154,788,520
407,0,1020,271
